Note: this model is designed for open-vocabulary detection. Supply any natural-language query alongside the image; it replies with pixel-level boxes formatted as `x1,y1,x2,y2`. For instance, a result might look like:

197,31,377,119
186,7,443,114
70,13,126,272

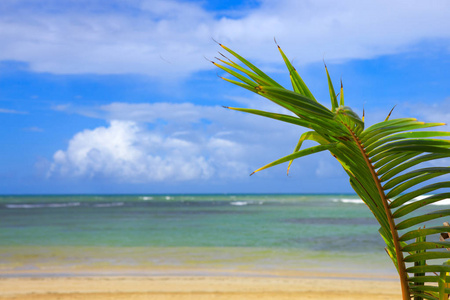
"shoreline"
0,274,402,300
0,270,398,280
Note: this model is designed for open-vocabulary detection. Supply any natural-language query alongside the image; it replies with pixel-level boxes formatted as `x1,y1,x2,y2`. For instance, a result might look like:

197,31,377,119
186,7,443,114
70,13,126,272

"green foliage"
213,42,450,300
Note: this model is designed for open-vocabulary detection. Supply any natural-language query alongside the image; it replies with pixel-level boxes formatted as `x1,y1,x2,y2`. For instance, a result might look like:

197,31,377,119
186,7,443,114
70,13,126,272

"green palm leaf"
276,43,316,101
250,143,337,175
214,43,450,300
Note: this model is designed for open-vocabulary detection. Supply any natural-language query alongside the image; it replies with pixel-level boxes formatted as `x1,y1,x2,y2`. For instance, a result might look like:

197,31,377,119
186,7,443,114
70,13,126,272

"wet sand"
0,274,401,300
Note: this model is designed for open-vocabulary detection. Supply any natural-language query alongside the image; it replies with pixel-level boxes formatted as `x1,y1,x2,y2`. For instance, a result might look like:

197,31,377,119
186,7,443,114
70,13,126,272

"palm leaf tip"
218,51,231,61
339,78,344,106
385,105,397,121
211,37,222,46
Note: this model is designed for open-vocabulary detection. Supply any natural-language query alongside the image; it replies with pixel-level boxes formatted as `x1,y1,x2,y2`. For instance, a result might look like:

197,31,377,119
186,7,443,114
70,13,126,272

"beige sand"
0,275,401,300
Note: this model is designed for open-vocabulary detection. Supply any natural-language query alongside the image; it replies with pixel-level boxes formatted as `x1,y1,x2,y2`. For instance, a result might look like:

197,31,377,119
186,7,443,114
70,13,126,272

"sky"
0,0,449,194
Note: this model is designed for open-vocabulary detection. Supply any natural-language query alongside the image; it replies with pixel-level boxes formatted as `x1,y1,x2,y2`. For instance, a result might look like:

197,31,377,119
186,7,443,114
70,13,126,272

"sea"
1,194,447,278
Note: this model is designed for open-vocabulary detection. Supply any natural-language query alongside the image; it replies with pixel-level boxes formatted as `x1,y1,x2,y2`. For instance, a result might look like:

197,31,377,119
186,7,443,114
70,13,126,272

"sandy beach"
0,274,401,300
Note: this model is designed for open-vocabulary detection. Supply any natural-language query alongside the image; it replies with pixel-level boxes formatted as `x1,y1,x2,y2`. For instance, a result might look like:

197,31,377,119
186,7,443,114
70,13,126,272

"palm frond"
214,43,450,300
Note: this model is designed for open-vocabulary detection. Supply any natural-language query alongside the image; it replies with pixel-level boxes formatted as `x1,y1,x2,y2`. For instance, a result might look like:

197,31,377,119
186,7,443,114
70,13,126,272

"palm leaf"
325,63,339,111
214,43,450,300
276,43,317,101
250,143,337,175
287,131,329,175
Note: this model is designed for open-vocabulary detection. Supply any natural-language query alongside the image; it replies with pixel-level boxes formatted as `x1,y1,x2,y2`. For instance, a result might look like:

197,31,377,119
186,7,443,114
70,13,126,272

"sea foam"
5,202,81,209
230,201,248,206
93,202,124,207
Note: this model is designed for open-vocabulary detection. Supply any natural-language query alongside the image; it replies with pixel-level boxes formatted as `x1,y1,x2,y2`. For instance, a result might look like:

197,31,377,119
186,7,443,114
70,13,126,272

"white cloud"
49,120,250,182
1,0,449,77
48,101,324,183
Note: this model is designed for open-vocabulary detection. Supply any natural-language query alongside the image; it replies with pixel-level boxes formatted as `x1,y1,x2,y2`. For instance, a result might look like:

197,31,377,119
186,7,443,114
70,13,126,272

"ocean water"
1,194,445,278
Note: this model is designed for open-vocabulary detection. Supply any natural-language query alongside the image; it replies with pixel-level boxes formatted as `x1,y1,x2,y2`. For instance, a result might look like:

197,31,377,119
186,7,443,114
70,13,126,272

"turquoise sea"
1,194,431,278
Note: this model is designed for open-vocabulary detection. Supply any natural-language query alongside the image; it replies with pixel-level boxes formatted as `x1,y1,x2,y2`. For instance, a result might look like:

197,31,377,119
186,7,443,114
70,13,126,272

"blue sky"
0,0,449,194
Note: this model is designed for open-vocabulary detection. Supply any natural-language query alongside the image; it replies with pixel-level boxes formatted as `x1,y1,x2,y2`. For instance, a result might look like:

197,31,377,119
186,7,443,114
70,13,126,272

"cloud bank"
1,0,449,77
48,102,309,182
49,120,249,182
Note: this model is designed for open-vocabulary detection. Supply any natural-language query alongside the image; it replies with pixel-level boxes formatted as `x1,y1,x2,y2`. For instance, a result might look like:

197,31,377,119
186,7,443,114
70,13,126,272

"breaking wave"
5,202,81,209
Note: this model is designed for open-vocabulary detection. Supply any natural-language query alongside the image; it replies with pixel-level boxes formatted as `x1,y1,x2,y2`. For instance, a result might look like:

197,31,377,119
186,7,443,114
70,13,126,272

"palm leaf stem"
343,122,410,299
